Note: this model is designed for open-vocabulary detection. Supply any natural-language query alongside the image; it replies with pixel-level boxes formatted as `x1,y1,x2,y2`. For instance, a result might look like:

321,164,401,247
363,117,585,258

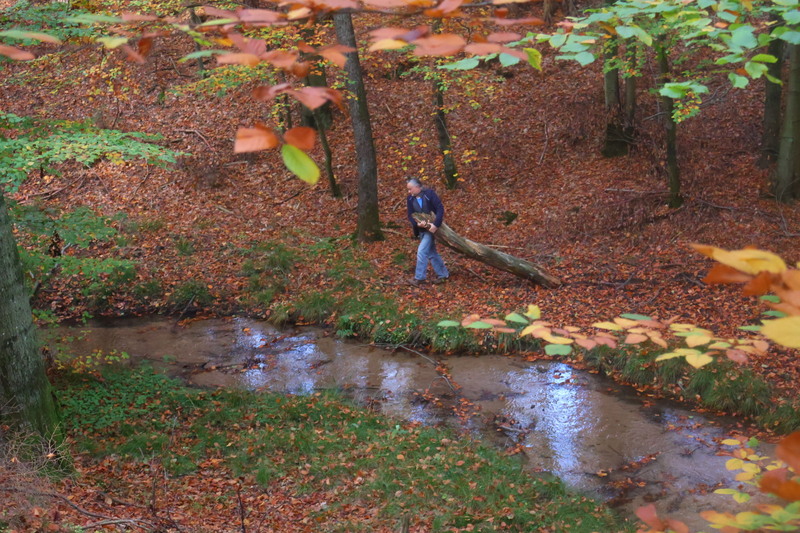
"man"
406,178,449,286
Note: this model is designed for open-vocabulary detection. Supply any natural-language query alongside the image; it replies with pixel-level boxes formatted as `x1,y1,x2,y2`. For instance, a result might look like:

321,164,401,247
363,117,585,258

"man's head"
406,178,423,196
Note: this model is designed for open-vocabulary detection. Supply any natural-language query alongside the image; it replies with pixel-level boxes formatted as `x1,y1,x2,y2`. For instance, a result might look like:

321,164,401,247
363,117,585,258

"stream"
47,316,775,530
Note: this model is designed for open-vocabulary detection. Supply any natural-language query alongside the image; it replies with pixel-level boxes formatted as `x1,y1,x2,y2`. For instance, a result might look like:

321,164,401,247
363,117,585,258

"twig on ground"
539,121,549,165
178,129,215,152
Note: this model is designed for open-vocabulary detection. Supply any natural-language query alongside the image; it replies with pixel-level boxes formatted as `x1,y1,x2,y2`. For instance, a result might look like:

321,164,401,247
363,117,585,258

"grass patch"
56,365,631,532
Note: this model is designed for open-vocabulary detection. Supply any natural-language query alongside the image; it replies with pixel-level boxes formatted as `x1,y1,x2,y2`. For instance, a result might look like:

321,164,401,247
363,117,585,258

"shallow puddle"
47,316,775,529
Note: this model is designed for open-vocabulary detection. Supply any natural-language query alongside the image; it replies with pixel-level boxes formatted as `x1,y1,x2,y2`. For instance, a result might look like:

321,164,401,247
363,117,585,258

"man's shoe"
431,276,449,285
410,278,424,287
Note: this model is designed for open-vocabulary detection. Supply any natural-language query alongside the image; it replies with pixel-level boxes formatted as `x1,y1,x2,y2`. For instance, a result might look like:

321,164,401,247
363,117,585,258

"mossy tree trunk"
434,82,459,189
0,191,59,437
775,44,800,202
334,12,383,242
412,213,561,288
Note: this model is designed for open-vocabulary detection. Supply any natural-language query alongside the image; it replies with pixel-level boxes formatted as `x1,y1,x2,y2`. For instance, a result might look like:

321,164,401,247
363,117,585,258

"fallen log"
413,213,561,288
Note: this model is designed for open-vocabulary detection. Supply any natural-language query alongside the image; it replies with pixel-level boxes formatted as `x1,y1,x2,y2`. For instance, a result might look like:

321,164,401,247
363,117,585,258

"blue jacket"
407,188,445,238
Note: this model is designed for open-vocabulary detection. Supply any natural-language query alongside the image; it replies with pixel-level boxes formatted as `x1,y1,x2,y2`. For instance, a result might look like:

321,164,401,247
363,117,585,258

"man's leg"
415,232,434,281
429,240,449,279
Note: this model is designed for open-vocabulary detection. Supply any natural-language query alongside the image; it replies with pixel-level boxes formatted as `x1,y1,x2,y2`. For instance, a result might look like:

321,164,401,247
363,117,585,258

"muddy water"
48,316,774,529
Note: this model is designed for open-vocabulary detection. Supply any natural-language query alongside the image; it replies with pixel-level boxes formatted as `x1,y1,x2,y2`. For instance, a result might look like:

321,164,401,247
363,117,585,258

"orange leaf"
289,61,311,78
318,45,354,68
777,431,800,472
493,17,545,26
293,87,343,110
0,44,34,60
412,34,466,56
742,271,775,295
624,333,648,344
782,270,800,291
262,50,300,69
635,504,666,530
461,314,482,327
238,8,285,25
759,468,800,501
217,52,261,67
234,124,280,153
575,338,598,350
284,126,316,150
703,264,753,285
725,349,749,364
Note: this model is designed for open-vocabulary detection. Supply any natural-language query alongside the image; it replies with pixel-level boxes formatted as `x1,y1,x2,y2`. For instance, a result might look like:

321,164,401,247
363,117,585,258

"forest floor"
3,1,799,411
1,1,800,529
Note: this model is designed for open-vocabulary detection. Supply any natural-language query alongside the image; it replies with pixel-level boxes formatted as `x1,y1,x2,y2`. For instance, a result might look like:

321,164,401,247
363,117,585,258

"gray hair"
406,178,423,187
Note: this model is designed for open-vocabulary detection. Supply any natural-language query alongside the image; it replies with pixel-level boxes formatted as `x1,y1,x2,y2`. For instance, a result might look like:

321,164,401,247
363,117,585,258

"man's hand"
429,224,438,233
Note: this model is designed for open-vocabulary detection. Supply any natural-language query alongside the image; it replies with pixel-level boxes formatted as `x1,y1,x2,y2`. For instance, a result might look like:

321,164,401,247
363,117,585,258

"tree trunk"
334,12,383,242
759,29,784,168
433,82,459,189
412,213,561,288
656,40,682,208
775,44,800,202
0,191,59,436
602,38,627,158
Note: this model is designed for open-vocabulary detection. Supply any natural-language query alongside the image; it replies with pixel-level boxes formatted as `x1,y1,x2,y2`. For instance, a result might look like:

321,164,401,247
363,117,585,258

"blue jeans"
415,231,449,281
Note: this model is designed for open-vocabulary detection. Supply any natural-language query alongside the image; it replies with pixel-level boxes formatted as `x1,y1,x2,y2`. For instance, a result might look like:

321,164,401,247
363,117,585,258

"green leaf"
0,30,62,44
779,30,800,45
440,57,481,70
437,320,461,328
574,51,596,66
744,60,768,79
281,144,320,184
783,10,800,25
549,33,567,48
760,294,781,303
199,18,239,26
545,344,573,356
464,321,494,329
763,310,788,318
615,26,635,39
620,313,652,320
730,26,758,50
64,13,122,24
499,53,521,67
750,53,778,63
505,312,529,324
738,325,762,332
524,48,542,70
179,50,229,62
632,26,653,46
729,73,749,88
659,85,685,99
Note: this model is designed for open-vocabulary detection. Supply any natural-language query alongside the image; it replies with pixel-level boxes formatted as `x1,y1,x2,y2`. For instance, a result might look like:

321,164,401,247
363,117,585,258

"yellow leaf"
525,304,541,320
695,245,788,275
670,322,697,331
593,321,623,331
735,471,755,481
760,316,800,348
721,439,742,446
686,335,712,347
520,324,545,338
685,352,714,368
613,317,638,328
368,38,409,51
741,463,761,474
726,458,744,471
541,333,574,345
655,352,683,361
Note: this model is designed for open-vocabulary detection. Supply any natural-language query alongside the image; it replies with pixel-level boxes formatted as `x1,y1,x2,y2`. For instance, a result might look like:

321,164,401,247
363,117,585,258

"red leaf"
487,31,521,43
760,468,800,501
319,45,355,68
137,36,154,57
234,124,280,153
424,0,464,16
724,349,749,364
237,9,285,25
120,43,146,64
493,17,545,26
293,87,343,110
263,50,300,69
252,83,292,102
464,43,504,55
284,127,316,150
742,271,775,295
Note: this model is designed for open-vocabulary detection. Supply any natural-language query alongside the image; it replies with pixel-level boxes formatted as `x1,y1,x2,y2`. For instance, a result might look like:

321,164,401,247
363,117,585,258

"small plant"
169,280,215,309
175,235,196,256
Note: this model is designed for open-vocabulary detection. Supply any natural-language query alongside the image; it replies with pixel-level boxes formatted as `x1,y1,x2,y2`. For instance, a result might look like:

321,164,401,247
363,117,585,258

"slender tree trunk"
333,12,383,242
412,213,560,287
602,37,627,158
775,44,800,202
434,82,459,189
0,192,58,437
315,108,341,198
624,45,637,135
759,28,784,168
656,40,682,208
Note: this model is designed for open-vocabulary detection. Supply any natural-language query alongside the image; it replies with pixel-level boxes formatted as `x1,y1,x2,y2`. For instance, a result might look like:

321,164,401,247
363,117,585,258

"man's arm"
407,196,420,237
430,191,445,229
